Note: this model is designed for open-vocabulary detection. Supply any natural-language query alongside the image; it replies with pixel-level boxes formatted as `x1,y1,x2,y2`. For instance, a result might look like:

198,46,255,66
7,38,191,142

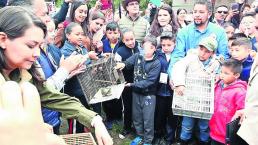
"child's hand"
96,41,103,51
232,109,245,124
103,53,112,58
125,83,131,87
114,63,125,70
175,86,185,96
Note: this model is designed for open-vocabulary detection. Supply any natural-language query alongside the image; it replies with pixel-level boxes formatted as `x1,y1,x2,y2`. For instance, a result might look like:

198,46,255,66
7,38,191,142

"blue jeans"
180,116,209,142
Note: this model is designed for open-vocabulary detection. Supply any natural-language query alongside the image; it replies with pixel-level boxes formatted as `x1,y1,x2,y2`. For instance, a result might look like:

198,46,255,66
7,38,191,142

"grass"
109,123,133,145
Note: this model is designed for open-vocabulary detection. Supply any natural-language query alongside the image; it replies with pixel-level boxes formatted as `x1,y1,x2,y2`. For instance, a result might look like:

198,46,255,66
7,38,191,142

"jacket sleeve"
53,2,69,26
234,87,247,111
124,54,137,70
45,67,69,91
38,83,97,127
131,60,161,89
172,55,192,87
217,30,230,59
168,30,186,78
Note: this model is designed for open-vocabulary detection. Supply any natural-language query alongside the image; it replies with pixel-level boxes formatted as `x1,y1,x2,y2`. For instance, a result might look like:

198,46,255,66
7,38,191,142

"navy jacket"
240,55,254,82
156,50,173,97
116,41,139,83
125,52,161,95
102,38,120,53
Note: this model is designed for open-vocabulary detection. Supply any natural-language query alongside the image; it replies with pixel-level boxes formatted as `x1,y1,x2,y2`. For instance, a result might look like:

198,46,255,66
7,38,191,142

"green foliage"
54,0,61,7
54,0,152,10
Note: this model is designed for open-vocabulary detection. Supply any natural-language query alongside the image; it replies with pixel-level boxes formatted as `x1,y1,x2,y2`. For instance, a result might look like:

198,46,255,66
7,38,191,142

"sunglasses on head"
217,11,228,14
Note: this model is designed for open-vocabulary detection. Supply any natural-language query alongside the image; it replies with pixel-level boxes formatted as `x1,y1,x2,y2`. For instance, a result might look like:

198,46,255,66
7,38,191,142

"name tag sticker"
159,73,168,84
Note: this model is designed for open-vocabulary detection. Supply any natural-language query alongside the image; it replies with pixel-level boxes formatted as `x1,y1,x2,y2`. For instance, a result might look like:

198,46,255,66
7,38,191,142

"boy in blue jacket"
102,21,121,54
230,37,254,82
154,32,178,145
101,21,123,130
115,35,161,145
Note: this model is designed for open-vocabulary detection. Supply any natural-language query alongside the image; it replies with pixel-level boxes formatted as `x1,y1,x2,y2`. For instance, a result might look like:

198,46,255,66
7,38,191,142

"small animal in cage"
100,87,112,96
77,56,125,104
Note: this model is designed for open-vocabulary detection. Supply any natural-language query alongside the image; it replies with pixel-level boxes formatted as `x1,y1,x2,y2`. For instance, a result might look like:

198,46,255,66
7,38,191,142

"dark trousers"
132,92,156,144
154,96,172,137
121,87,133,131
156,95,180,143
103,98,122,122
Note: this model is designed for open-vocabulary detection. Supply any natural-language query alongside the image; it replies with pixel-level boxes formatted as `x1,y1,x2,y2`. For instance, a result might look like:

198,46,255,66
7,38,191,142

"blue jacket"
168,22,229,77
240,55,254,82
156,50,173,97
38,44,62,127
116,41,140,82
125,52,161,95
61,41,90,97
102,38,120,54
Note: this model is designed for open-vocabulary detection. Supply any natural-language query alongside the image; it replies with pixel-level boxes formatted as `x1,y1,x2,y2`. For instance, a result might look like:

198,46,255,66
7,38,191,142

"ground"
60,118,134,145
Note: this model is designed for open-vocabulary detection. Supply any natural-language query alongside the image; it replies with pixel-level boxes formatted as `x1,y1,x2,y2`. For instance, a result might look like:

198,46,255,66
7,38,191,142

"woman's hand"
92,116,113,145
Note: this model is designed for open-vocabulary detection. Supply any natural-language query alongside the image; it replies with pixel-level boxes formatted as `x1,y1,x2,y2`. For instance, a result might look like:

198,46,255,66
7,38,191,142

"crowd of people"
0,0,258,145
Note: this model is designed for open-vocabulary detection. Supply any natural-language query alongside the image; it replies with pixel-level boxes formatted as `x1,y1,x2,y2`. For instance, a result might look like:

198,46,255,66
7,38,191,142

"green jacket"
118,15,150,44
0,69,97,127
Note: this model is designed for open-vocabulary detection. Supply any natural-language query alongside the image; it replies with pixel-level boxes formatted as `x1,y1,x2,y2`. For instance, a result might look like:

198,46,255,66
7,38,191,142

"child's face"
161,39,175,54
143,41,156,58
106,29,120,43
240,16,256,36
198,46,214,61
66,25,84,46
225,26,235,39
220,66,239,85
230,45,250,61
122,31,135,49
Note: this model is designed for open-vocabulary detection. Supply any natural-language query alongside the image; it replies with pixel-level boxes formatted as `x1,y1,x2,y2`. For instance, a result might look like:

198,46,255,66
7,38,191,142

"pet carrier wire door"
172,73,215,120
77,56,125,104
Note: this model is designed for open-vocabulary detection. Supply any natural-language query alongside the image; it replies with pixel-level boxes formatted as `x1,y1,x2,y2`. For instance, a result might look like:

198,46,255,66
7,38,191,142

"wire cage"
60,133,96,145
77,56,125,104
172,73,215,120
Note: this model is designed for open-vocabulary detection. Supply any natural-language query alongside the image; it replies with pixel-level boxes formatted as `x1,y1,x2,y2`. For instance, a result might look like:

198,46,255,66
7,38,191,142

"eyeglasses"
217,11,228,14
